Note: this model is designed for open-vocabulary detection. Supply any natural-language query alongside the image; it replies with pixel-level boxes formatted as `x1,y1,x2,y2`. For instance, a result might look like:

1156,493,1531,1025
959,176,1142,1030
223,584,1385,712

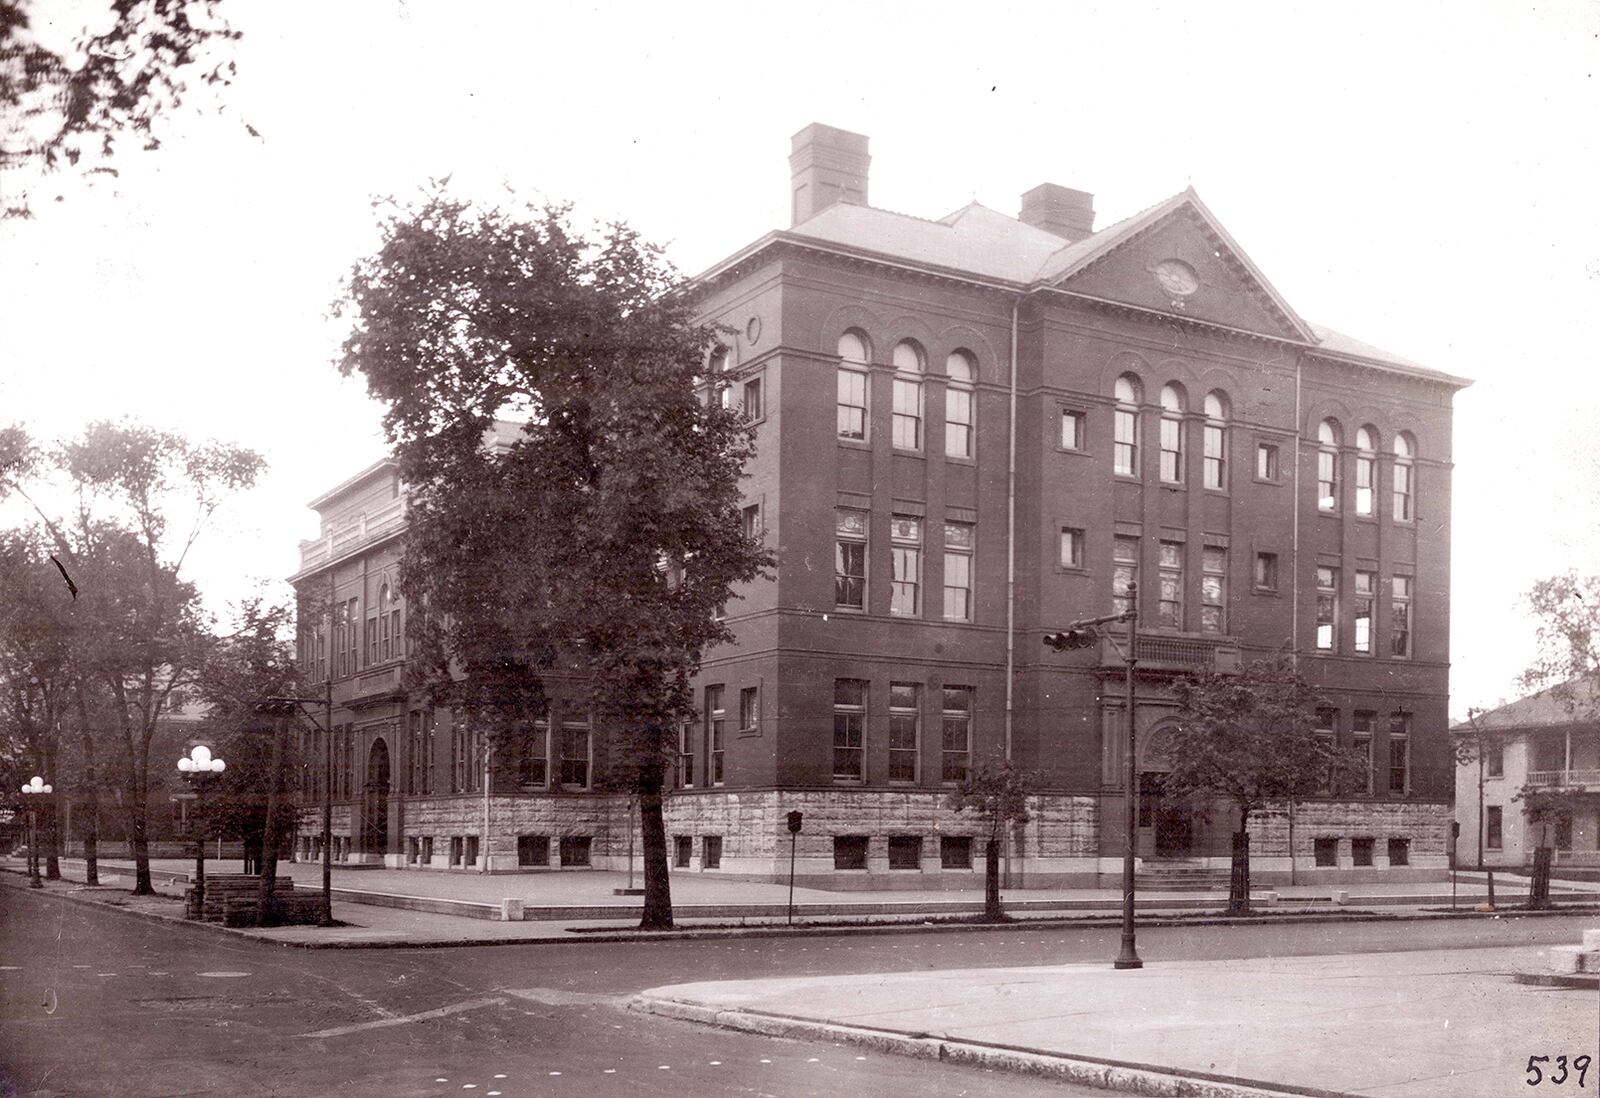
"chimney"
789,123,870,227
1019,183,1095,243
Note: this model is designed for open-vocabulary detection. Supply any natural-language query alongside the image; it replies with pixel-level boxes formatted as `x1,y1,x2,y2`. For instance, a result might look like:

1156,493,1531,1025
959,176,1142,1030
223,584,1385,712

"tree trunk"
984,837,1003,921
1528,845,1553,910
256,716,286,925
1227,810,1251,916
637,767,674,930
127,784,153,895
76,687,100,886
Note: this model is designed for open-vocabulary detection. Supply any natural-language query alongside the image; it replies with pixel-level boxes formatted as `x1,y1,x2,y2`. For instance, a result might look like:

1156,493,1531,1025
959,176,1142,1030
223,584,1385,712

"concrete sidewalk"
633,944,1595,1098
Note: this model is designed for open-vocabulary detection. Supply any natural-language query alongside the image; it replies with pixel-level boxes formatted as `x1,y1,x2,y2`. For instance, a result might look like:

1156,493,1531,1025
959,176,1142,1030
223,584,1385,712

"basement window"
1351,837,1374,867
887,835,922,870
674,836,692,868
558,836,592,867
703,836,723,869
517,835,550,867
833,835,868,871
940,836,973,869
1313,838,1338,867
1387,838,1410,867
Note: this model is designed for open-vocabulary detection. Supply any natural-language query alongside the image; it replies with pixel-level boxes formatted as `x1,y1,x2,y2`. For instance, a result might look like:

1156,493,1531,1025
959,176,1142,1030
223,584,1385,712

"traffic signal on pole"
253,699,299,718
1043,629,1096,651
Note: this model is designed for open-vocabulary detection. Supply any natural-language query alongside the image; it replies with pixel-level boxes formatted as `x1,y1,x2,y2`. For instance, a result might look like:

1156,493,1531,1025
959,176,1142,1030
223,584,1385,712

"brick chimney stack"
1019,183,1095,243
789,123,870,227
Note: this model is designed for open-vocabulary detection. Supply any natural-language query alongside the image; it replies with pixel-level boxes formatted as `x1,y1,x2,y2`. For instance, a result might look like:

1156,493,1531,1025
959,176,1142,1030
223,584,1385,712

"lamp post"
1043,580,1142,971
259,694,334,926
177,744,225,918
20,776,51,888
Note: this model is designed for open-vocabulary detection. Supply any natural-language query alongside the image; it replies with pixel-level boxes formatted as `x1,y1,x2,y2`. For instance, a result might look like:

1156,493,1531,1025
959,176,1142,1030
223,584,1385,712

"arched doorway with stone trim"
1139,722,1195,858
363,737,391,857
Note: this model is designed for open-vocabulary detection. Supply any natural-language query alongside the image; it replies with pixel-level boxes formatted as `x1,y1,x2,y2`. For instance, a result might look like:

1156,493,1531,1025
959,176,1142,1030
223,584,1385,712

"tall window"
1059,526,1084,569
1157,541,1183,629
1486,806,1503,849
676,718,694,788
1202,392,1227,490
1158,383,1184,483
742,376,763,420
1317,419,1341,512
1060,408,1085,450
836,331,869,440
1350,711,1375,795
1254,551,1278,591
741,503,761,541
943,522,973,621
1113,375,1140,476
366,591,380,666
559,720,590,788
835,509,867,609
1200,545,1226,633
1316,566,1339,650
1314,708,1337,794
1113,535,1139,616
1354,570,1375,654
1393,432,1415,521
705,686,726,786
945,350,975,458
1354,426,1377,516
1388,713,1410,794
833,679,866,783
890,515,921,616
1392,575,1413,658
1256,442,1279,481
738,686,759,734
941,686,972,782
451,719,470,793
888,683,919,783
407,710,434,794
519,709,548,789
891,340,923,450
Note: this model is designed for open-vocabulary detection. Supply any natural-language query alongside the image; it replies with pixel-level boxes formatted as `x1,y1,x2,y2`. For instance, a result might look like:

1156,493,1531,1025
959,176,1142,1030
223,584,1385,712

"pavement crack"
297,995,509,1038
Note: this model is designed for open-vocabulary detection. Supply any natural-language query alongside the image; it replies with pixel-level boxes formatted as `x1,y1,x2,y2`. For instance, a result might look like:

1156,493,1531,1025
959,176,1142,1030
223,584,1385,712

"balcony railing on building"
299,496,407,572
1526,768,1600,788
1098,632,1242,673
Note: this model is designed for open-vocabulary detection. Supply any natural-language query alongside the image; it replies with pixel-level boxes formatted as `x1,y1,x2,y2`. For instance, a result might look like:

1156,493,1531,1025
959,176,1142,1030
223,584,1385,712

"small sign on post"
785,810,803,925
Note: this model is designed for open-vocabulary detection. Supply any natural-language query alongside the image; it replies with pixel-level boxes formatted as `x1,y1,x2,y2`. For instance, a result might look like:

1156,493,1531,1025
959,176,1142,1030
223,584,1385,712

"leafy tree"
946,761,1034,921
0,420,264,893
1,0,243,218
1168,657,1360,914
337,189,774,930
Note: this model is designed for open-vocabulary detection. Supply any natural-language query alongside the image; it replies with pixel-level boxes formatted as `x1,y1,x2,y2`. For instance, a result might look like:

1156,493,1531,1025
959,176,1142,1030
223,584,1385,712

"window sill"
892,448,926,459
1113,473,1141,482
944,454,976,466
1253,476,1282,486
1055,563,1087,575
837,437,871,451
1251,586,1281,596
1055,446,1089,457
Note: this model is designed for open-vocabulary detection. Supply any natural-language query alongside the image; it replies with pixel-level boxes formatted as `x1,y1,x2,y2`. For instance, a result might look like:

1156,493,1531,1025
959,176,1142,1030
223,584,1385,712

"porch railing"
1527,768,1600,787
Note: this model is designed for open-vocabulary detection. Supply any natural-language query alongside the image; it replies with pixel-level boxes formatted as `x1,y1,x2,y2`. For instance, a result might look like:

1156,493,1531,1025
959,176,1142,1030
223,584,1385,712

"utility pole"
1044,580,1141,970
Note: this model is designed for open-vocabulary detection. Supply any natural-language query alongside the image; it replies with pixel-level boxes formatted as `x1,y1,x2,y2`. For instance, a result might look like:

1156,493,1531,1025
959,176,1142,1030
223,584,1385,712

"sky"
1,0,1597,718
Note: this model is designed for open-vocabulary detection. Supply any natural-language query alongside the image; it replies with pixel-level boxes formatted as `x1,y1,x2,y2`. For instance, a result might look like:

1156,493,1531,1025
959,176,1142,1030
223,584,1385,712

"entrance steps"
1134,859,1232,892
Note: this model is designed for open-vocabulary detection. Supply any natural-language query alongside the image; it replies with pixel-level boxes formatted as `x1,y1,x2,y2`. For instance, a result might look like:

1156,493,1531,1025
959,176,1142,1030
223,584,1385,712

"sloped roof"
715,188,1466,384
1450,677,1600,733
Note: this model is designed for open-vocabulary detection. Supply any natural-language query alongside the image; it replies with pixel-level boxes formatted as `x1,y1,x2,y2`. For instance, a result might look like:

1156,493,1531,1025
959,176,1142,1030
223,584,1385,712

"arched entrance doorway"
363,738,391,856
1140,724,1193,857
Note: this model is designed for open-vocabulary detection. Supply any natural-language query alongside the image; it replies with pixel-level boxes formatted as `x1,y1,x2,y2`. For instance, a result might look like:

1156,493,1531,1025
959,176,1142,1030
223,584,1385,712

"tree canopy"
1,0,243,217
337,189,774,927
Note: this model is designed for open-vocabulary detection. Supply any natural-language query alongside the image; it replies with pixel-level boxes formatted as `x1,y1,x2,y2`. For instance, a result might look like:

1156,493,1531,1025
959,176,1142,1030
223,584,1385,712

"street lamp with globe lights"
20,776,52,888
177,744,225,918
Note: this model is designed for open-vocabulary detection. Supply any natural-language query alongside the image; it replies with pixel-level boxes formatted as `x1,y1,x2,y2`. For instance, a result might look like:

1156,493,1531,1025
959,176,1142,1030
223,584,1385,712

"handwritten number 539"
1527,1055,1591,1087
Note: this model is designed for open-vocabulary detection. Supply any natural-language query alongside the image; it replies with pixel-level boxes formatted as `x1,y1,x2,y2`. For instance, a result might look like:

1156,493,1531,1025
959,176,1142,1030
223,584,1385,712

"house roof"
1450,677,1600,733
700,187,1467,386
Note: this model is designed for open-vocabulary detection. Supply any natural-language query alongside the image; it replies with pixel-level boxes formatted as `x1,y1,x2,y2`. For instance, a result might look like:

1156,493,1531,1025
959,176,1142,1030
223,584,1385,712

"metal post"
1115,582,1143,970
788,831,797,926
195,795,206,916
27,809,41,888
322,667,334,926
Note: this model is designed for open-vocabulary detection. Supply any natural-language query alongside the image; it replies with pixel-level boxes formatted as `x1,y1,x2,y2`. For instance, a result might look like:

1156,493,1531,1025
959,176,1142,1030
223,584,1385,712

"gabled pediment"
1037,190,1314,343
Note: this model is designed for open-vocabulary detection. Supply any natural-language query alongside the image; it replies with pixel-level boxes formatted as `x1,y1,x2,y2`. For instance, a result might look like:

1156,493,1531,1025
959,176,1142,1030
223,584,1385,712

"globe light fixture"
20,776,52,888
177,744,225,918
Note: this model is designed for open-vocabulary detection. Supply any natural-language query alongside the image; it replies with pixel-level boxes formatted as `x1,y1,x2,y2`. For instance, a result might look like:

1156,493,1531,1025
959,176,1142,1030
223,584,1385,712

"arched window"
1316,418,1341,512
1354,426,1378,516
945,349,976,459
1202,391,1228,490
891,340,924,451
1158,384,1185,483
1112,375,1141,476
836,330,870,440
1393,432,1416,521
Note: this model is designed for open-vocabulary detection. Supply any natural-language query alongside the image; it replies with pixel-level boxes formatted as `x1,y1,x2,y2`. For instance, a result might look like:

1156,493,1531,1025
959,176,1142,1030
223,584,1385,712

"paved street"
4,881,1597,1096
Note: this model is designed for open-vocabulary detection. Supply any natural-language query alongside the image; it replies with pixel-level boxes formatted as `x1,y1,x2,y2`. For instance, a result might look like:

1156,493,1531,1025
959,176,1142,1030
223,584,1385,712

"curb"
628,994,1350,1098
8,865,1597,951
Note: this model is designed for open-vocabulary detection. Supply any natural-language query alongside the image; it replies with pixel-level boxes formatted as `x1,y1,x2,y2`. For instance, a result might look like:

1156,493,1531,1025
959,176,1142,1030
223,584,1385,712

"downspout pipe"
1005,296,1020,762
